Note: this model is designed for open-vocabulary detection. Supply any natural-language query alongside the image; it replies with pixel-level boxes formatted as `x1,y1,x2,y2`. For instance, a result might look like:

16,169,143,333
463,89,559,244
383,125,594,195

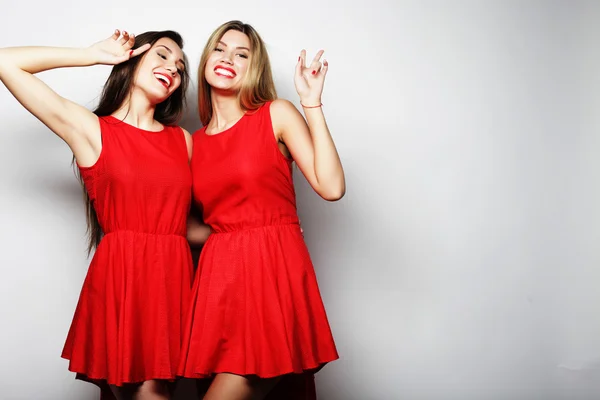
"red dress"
61,116,194,386
179,102,338,394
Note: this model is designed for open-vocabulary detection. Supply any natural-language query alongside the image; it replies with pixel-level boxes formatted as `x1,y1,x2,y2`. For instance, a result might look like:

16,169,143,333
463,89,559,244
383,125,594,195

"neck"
112,89,159,130
208,90,244,132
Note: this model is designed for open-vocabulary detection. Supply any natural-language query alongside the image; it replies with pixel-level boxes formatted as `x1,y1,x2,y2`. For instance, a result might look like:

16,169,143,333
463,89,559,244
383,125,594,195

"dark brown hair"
77,30,190,255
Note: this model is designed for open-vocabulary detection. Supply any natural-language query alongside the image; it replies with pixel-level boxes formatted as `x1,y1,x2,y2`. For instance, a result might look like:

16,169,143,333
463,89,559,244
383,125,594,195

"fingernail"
129,50,134,57
123,31,127,35
298,57,300,61
311,70,316,75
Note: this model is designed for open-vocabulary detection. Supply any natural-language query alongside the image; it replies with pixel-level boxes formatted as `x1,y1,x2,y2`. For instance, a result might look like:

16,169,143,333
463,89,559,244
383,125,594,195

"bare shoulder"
270,98,298,118
270,99,304,138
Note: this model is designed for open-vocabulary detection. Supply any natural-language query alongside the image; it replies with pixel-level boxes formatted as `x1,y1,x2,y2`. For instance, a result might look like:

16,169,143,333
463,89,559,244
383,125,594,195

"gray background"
0,1,598,399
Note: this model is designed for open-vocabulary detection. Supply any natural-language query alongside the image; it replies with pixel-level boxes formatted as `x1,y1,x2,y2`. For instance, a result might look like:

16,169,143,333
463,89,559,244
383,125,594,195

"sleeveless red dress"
179,102,338,395
61,116,194,386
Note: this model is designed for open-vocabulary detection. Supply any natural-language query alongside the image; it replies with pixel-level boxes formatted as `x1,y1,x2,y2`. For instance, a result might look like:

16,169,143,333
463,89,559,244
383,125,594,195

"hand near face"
88,30,151,66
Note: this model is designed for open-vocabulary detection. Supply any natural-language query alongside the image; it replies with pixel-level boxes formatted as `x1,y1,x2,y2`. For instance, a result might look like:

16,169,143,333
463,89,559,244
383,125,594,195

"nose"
165,64,177,76
220,52,233,65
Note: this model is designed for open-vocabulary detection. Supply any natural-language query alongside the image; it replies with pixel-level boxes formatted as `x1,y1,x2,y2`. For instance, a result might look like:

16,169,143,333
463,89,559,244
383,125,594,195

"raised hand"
294,49,328,107
87,30,151,66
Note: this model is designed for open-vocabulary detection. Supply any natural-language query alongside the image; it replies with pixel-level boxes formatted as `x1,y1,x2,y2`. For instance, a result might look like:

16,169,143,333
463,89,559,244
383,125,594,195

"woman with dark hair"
0,30,193,399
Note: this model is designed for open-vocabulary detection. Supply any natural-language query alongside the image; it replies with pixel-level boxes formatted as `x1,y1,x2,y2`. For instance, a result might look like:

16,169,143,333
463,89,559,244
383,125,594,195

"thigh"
203,373,280,400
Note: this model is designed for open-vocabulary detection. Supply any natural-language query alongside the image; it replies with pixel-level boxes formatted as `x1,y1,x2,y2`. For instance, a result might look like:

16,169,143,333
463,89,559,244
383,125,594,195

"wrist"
299,98,321,108
80,47,100,66
300,100,323,109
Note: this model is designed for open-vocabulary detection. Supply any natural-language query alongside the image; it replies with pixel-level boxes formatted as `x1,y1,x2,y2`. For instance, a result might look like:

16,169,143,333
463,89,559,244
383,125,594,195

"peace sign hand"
294,49,328,107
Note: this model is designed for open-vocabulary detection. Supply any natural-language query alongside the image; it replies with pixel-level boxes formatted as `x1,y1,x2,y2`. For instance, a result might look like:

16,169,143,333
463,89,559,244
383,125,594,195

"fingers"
110,29,135,48
320,59,329,77
119,31,130,45
295,51,304,76
130,43,151,58
308,50,324,76
311,49,324,65
115,30,145,59
126,32,135,48
299,49,306,68
297,49,328,78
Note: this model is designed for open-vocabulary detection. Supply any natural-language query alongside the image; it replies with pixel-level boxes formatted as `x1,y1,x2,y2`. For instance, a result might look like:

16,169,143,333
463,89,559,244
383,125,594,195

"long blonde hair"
198,20,277,126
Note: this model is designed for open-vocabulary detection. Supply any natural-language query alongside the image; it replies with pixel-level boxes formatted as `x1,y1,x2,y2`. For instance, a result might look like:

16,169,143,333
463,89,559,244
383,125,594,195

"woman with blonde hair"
180,20,344,399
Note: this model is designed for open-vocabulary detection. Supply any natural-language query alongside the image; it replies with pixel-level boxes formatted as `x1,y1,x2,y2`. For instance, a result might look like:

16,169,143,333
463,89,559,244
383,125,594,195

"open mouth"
154,73,172,89
214,66,236,78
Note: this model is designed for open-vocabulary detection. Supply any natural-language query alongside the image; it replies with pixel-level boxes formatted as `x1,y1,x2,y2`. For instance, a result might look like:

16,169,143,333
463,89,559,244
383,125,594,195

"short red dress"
179,102,338,394
61,116,194,386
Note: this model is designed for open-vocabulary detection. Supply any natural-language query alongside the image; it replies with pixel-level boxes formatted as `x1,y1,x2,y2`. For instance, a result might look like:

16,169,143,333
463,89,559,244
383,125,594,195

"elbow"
320,186,346,202
185,233,197,248
0,48,9,64
0,50,6,74
0,49,14,76
186,231,196,246
187,230,205,248
187,235,205,249
186,225,211,248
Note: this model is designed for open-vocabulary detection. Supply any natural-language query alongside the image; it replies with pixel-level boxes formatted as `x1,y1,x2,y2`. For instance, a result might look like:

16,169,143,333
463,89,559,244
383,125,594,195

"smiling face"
134,37,186,104
196,21,277,126
204,29,251,93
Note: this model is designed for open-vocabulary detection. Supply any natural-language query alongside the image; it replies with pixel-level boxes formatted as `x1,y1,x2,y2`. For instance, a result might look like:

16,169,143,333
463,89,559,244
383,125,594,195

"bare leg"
110,380,171,400
203,373,280,400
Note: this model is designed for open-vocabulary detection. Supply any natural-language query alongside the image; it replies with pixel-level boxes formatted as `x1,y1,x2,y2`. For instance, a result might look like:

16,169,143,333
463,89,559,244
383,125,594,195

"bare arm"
0,30,150,166
272,50,345,201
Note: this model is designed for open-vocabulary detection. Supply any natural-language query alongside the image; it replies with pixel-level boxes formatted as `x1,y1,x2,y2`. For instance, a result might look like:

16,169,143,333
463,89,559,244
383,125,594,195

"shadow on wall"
180,89,203,134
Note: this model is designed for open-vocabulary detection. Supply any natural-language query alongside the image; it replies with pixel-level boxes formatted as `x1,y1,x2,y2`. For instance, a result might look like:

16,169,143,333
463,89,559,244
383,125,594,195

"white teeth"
216,68,234,77
154,74,170,87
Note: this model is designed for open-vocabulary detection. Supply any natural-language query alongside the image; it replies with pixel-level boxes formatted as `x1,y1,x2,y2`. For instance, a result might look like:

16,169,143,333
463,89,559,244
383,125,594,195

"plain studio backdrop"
0,1,598,399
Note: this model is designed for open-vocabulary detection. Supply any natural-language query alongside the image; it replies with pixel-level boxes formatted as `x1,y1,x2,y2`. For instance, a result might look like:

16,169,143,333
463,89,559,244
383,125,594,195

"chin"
148,90,172,105
211,82,239,94
207,77,236,90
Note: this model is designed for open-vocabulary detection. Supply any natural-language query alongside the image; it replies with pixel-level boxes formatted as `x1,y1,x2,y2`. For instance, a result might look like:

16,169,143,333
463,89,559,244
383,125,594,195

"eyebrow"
218,41,250,51
157,45,185,70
